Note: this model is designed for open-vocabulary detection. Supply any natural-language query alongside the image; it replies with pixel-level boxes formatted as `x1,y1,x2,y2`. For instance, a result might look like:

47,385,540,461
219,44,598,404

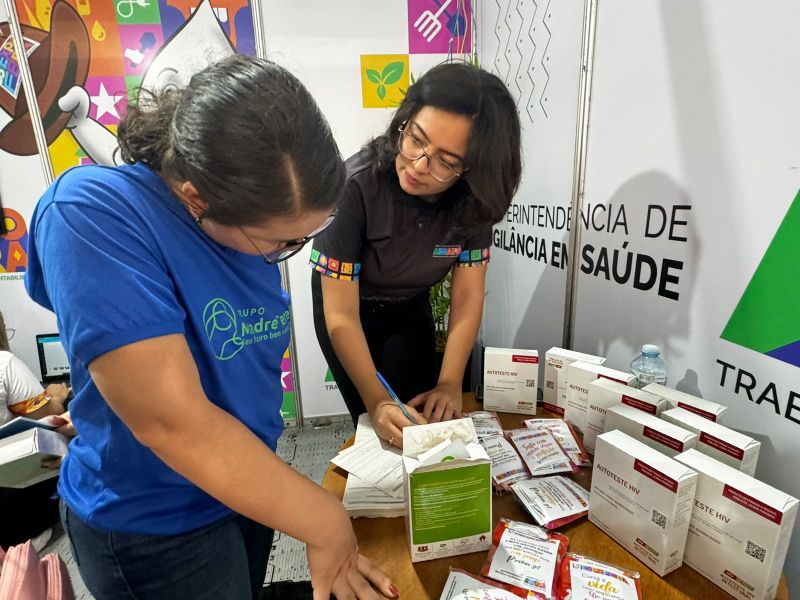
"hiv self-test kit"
543,348,606,415
484,348,539,415
642,383,727,422
584,378,669,454
564,362,634,433
662,408,760,476
603,404,697,458
675,449,798,600
589,430,698,576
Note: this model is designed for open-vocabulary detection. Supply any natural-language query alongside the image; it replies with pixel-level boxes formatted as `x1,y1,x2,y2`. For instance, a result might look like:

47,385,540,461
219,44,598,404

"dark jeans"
0,476,59,549
312,271,437,423
60,501,273,600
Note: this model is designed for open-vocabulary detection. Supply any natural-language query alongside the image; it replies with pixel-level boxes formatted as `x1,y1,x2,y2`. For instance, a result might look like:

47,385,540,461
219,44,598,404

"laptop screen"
36,334,70,383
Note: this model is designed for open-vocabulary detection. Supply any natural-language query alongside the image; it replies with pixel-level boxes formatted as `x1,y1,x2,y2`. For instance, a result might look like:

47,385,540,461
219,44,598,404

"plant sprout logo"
721,190,800,368
365,61,406,100
203,297,244,360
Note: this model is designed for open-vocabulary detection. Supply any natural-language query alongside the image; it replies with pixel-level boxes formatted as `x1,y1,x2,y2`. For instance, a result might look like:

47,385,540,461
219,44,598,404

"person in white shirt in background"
0,311,72,550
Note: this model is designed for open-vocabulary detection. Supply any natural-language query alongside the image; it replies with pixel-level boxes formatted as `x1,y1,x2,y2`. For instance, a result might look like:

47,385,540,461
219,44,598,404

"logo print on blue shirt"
203,297,292,361
203,297,245,360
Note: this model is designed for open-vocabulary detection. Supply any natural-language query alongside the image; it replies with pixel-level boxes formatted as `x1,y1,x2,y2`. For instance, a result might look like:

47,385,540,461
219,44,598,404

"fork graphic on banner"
414,0,453,43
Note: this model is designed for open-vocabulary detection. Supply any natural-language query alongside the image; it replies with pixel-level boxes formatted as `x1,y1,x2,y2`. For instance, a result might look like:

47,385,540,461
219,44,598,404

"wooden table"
322,394,790,599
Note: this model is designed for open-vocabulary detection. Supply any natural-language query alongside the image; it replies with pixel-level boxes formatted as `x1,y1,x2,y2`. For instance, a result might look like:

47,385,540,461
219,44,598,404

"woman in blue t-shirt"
26,55,396,600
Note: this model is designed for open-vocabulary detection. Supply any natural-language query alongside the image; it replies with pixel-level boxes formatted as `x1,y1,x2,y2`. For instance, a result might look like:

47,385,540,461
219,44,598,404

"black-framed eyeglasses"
238,211,336,265
397,121,468,183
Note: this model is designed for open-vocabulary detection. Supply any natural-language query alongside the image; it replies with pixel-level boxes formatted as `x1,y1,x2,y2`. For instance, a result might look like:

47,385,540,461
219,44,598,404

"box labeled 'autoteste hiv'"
564,362,635,433
543,348,606,415
674,449,798,600
662,408,760,476
585,378,670,454
604,404,698,458
642,383,727,422
589,430,698,576
484,348,539,415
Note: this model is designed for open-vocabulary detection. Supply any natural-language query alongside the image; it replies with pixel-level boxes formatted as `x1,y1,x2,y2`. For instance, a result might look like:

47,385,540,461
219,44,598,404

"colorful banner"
9,0,254,173
0,1,310,423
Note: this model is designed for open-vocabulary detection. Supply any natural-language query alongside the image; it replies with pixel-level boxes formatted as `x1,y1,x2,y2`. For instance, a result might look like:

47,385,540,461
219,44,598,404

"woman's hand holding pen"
372,400,426,449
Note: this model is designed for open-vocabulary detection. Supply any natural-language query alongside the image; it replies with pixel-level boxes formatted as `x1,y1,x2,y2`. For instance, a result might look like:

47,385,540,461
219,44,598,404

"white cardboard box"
564,361,635,433
0,428,69,488
674,449,798,600
662,408,760,476
585,378,670,454
483,348,539,415
543,348,606,415
403,419,492,563
589,430,698,576
642,383,727,422
604,404,697,458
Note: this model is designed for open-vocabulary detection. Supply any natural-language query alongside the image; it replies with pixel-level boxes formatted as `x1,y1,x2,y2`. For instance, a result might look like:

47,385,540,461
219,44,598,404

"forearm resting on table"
90,334,345,549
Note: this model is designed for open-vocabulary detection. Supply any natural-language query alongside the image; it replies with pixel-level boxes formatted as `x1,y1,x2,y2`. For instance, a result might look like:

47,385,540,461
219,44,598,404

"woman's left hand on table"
407,383,462,423
331,554,399,599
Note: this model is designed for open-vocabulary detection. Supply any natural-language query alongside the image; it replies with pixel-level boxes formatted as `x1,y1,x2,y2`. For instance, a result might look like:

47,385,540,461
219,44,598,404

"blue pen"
376,372,417,424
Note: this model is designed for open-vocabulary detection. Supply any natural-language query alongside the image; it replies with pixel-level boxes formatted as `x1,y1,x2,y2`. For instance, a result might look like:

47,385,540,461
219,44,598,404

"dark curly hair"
367,62,521,230
117,55,345,225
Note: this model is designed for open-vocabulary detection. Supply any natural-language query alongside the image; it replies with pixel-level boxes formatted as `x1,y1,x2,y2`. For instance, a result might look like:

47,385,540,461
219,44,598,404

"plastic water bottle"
629,344,668,388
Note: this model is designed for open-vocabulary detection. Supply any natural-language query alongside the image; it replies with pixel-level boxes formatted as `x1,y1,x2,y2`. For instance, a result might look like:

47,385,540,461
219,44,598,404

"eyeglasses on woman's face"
238,211,336,265
4,328,14,341
397,120,468,183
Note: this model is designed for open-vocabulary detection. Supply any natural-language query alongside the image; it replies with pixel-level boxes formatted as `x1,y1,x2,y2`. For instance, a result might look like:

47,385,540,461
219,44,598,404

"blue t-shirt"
25,163,291,535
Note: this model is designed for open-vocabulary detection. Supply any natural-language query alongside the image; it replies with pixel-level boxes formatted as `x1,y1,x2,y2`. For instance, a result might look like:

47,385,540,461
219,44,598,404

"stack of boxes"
479,346,796,597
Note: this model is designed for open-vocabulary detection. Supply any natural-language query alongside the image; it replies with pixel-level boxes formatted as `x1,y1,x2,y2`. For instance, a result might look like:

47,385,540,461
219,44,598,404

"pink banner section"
407,0,471,55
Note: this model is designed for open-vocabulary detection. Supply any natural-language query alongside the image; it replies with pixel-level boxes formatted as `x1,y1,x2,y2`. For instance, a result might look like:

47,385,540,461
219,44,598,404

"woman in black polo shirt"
311,62,521,446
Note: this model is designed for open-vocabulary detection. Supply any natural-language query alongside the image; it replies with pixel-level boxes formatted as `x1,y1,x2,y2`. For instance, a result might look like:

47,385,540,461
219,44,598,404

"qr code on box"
746,540,766,563
651,508,667,530
526,379,536,388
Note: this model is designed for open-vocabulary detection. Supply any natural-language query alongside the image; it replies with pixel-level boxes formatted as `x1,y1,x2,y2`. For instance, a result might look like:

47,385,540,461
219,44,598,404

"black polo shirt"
310,149,491,301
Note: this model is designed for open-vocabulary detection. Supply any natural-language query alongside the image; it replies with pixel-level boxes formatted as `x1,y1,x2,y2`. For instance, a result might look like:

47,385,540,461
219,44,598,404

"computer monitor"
36,333,70,384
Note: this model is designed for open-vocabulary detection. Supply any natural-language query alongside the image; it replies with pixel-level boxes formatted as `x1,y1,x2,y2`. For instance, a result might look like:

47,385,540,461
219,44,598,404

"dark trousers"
0,477,60,549
312,272,437,423
61,501,273,600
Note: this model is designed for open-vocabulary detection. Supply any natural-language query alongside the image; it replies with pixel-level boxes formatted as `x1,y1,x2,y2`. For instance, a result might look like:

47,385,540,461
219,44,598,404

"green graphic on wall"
721,190,800,368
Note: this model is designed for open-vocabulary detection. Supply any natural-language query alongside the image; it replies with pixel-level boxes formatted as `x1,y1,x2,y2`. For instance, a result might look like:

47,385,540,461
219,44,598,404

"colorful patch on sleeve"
432,244,462,258
8,392,50,416
457,247,491,267
310,252,360,281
